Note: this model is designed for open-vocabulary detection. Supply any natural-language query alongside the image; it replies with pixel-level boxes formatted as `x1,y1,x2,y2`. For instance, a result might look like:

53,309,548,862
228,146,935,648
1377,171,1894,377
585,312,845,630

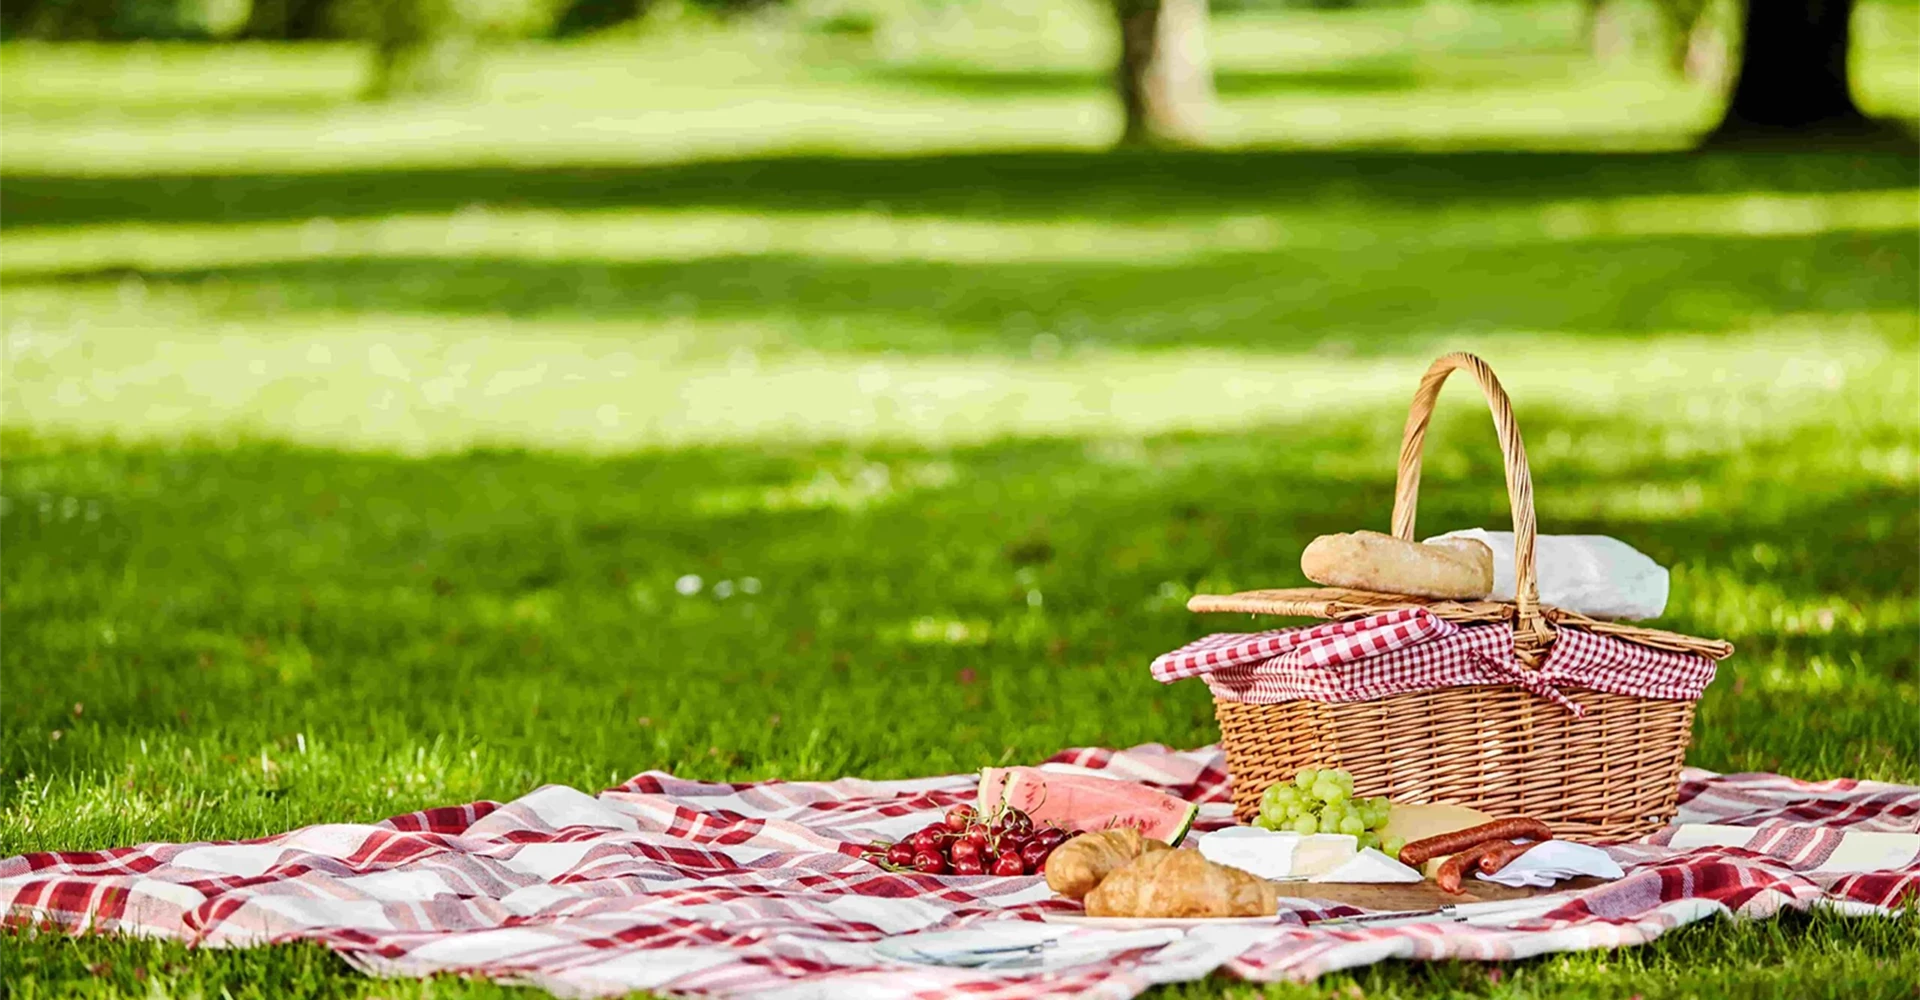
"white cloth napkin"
1429,529,1668,620
1475,840,1624,888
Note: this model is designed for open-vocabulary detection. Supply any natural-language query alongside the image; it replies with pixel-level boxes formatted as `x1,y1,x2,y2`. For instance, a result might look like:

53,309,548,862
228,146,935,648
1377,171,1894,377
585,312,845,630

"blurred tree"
1643,0,1729,86
0,0,116,39
1714,0,1864,136
554,0,645,35
332,0,469,97
1651,0,1707,75
239,0,340,38
1113,0,1214,145
331,0,562,98
551,0,778,35
2,0,244,38
1581,0,1626,64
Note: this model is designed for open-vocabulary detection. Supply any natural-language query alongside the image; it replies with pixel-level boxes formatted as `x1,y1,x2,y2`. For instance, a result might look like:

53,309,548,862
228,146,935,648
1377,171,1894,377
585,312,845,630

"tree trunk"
1584,0,1628,65
1114,0,1213,147
1716,0,1863,133
1655,0,1710,77
1683,16,1729,87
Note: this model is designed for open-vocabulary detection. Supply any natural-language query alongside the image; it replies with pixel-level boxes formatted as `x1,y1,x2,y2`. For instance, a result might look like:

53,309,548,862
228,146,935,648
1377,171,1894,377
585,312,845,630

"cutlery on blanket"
904,939,1056,964
1311,905,1459,928
1312,896,1568,929
891,928,1182,968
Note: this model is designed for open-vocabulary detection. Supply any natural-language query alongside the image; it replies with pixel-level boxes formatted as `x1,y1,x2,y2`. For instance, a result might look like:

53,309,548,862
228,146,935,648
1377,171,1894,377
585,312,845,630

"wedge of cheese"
1382,802,1495,847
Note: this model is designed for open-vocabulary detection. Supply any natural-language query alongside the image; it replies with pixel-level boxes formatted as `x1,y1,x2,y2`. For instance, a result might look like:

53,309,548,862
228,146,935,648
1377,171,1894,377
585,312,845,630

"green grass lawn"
3,1,1918,996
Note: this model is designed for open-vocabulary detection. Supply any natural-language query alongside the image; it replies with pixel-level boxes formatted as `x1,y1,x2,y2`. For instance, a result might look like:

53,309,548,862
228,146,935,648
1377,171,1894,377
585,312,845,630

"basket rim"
1186,586,1734,661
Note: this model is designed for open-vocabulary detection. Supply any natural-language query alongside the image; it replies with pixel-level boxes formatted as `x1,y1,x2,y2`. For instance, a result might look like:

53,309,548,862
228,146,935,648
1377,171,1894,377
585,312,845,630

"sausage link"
1435,840,1507,894
1399,818,1554,867
1476,839,1539,875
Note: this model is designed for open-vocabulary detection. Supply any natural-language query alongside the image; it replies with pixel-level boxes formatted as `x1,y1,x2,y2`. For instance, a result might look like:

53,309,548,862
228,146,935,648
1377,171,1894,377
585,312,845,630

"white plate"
1041,913,1286,929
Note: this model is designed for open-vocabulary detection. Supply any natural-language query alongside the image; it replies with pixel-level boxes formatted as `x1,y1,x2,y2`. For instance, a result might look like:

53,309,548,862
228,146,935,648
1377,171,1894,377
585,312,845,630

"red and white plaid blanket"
4,745,1915,999
1151,609,1717,716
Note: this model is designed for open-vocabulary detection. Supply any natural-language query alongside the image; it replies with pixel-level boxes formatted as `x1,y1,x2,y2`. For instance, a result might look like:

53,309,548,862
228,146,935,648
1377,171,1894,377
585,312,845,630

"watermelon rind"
976,766,1010,817
1165,801,1198,846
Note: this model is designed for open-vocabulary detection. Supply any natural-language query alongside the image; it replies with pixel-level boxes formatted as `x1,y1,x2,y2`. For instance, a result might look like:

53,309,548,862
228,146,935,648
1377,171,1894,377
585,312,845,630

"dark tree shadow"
868,64,1424,97
4,147,1916,230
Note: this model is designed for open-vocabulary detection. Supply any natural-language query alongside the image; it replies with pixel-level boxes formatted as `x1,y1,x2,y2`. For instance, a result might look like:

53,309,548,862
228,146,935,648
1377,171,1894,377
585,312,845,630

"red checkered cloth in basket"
5,746,1915,999
1155,609,1716,716
1150,608,1449,682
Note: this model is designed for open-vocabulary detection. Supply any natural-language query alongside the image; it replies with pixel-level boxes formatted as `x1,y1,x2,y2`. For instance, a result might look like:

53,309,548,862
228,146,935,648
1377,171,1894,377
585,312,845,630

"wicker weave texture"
1215,689,1696,842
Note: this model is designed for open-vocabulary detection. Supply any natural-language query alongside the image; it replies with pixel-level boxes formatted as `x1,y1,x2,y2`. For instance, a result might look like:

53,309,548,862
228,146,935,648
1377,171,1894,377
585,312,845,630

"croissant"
1044,828,1168,900
1083,848,1279,919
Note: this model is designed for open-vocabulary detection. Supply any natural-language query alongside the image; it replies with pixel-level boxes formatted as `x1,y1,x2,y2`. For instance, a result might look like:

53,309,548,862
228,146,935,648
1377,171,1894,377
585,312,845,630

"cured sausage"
1476,839,1540,875
1399,818,1554,867
1435,840,1507,894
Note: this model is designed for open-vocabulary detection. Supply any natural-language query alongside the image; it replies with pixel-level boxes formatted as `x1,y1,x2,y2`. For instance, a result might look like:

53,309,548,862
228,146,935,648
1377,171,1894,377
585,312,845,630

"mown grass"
3,1,1918,996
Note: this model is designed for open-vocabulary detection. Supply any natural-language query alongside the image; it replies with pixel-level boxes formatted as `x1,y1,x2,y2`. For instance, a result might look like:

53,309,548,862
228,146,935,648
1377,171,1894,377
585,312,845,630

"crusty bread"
1300,530,1494,599
1083,848,1278,919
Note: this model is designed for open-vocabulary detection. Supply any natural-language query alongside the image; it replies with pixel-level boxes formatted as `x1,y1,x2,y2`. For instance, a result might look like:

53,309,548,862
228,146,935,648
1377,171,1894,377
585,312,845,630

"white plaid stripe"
4,750,1913,998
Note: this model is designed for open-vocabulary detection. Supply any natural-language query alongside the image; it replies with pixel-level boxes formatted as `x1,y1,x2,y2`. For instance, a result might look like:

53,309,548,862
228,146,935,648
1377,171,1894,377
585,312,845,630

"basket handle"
1390,353,1553,660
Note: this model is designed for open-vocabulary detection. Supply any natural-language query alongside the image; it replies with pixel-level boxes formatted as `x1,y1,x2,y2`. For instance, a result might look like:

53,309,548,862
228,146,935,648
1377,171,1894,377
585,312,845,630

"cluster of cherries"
863,804,1070,876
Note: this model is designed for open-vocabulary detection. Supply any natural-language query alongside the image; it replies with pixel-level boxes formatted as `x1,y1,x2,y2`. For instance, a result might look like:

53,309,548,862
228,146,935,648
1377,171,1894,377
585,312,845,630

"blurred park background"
2,0,1918,995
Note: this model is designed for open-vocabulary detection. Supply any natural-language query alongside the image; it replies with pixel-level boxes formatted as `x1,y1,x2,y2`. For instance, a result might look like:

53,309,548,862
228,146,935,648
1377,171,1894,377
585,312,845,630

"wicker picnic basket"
1190,353,1734,842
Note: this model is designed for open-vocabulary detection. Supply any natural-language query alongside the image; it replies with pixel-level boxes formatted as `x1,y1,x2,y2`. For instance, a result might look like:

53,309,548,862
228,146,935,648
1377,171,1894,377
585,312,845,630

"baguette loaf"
1300,530,1494,599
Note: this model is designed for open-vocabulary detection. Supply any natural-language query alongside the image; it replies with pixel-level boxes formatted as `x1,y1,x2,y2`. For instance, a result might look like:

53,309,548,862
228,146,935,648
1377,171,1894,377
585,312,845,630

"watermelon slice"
975,763,1127,816
976,766,1198,845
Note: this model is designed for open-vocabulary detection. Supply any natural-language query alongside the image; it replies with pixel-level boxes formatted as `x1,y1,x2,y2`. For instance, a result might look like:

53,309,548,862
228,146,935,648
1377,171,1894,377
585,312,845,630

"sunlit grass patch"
5,322,1910,452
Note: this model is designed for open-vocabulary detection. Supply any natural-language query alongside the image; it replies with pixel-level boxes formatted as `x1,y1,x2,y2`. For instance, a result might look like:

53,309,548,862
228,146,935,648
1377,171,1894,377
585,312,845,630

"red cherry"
991,853,1026,876
949,839,981,864
1034,827,1070,849
1019,839,1052,869
909,827,948,853
964,828,989,849
952,857,985,876
944,805,977,832
990,810,1033,840
912,851,947,875
885,842,914,866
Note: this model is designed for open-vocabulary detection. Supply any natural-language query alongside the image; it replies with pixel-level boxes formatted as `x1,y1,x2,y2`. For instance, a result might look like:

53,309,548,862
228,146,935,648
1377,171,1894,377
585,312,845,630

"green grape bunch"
1255,767,1406,860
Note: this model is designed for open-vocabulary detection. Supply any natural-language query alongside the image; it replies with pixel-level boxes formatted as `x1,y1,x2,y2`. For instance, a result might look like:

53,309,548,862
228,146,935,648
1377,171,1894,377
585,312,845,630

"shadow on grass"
18,227,1915,352
4,147,1916,230
2,90,358,119
868,64,1423,97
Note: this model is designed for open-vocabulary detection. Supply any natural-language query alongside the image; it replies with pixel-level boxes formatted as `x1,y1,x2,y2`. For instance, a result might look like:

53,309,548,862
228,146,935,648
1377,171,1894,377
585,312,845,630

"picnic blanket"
4,744,1916,999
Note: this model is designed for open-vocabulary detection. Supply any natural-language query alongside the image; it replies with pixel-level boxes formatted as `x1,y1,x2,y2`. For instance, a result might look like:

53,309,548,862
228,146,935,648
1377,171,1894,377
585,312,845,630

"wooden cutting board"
1276,876,1606,911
